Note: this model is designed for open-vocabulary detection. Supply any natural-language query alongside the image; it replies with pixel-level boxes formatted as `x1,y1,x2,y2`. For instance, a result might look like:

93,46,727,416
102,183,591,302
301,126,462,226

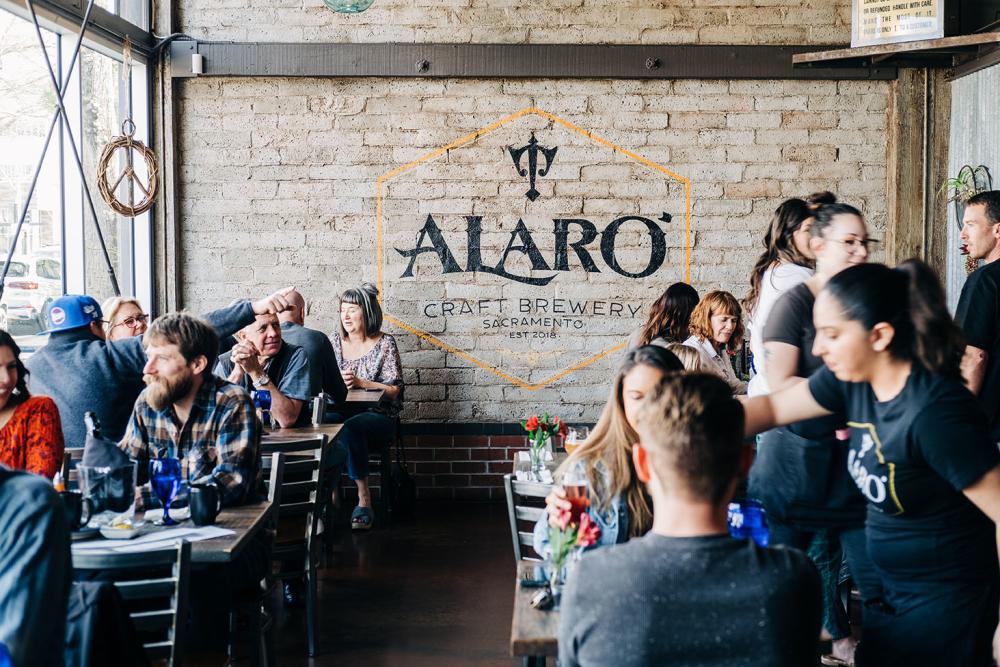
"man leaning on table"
558,373,821,667
215,310,313,428
120,311,268,650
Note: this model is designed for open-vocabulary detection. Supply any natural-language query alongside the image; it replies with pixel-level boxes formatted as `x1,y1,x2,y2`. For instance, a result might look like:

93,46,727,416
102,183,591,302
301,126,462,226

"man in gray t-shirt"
558,373,821,667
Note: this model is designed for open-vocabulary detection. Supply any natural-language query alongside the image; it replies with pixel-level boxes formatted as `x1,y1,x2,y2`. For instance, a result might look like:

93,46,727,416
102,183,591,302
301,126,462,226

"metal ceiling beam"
168,42,897,80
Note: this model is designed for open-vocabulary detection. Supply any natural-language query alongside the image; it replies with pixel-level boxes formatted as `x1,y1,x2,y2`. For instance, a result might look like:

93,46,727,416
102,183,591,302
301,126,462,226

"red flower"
525,415,540,432
556,418,568,438
575,512,602,548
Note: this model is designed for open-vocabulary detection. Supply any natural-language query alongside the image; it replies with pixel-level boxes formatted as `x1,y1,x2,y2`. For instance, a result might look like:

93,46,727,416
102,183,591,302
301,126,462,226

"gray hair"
339,282,383,337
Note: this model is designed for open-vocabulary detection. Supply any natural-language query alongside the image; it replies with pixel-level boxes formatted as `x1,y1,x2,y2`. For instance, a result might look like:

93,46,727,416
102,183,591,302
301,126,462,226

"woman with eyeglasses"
750,202,877,666
101,297,149,341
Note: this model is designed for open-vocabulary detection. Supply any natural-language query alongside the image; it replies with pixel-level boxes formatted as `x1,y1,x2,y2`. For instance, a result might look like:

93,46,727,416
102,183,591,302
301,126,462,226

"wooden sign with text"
852,0,945,47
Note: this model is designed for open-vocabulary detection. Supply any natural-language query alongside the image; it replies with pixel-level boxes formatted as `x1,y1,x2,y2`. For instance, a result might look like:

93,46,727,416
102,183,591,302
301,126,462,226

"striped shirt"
120,375,262,507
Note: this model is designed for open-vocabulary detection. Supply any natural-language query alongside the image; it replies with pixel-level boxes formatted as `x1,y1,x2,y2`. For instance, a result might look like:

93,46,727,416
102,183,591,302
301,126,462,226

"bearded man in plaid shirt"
121,312,262,506
120,310,276,650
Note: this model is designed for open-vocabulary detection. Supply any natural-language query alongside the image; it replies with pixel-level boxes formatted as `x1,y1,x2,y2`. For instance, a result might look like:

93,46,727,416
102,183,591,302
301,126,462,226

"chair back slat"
515,506,544,523
115,578,176,600
504,473,551,563
130,609,175,632
72,540,190,667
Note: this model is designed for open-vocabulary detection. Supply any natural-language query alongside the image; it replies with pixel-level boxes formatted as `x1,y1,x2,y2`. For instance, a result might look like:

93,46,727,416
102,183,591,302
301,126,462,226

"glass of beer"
565,426,590,455
562,469,590,521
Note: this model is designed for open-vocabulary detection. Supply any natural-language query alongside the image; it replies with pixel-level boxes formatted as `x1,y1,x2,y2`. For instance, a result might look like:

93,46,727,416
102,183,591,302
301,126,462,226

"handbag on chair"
388,437,416,519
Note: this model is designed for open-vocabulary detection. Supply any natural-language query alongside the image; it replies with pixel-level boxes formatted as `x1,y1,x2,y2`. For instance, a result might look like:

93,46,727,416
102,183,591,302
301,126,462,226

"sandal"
351,506,374,531
820,656,853,666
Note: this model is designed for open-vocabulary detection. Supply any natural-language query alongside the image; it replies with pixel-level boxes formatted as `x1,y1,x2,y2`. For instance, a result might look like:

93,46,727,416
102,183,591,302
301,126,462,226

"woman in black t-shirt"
742,260,1000,667
749,203,878,665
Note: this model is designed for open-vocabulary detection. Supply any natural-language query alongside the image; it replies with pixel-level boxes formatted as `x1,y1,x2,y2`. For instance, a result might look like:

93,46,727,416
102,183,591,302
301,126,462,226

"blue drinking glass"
728,499,769,547
149,457,182,526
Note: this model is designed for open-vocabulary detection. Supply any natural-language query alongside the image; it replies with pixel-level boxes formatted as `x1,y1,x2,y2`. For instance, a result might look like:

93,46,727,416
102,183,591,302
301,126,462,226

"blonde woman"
683,291,746,394
533,346,683,556
101,296,148,341
665,343,703,372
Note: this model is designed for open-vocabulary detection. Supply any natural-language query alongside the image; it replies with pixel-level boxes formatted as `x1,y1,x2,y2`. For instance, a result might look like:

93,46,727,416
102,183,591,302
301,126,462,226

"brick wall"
172,0,890,498
176,0,852,45
176,77,889,421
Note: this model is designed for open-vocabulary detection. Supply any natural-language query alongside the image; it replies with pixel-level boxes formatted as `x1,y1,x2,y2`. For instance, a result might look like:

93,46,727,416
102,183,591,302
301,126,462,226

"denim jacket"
531,461,630,559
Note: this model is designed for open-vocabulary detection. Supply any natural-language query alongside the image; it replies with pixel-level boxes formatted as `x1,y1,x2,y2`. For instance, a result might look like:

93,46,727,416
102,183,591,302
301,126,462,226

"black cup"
190,483,223,526
59,491,93,530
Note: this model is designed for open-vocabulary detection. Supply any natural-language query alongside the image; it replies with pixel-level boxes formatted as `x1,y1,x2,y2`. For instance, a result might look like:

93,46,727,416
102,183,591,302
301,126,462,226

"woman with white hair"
328,283,404,530
101,296,148,341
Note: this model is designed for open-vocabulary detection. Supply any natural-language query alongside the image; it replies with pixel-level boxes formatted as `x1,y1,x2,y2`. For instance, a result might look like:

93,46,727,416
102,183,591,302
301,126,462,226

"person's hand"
545,486,571,528
342,368,357,389
252,286,296,316
232,340,264,376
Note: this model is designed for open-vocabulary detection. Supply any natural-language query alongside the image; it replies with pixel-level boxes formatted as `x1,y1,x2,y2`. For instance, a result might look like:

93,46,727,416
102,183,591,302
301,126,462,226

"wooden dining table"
71,500,275,565
510,560,559,666
261,422,343,442
343,388,384,410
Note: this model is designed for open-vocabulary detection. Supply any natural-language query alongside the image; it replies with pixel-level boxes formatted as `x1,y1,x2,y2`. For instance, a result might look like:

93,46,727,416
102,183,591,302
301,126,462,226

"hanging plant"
938,164,993,274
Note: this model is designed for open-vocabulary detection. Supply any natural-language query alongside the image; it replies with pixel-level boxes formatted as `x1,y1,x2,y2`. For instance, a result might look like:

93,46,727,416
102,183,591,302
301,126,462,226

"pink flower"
554,507,572,532
575,512,602,547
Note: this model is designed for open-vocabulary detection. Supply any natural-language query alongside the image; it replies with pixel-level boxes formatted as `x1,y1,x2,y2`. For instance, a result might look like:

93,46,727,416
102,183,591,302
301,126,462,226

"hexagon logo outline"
376,106,692,391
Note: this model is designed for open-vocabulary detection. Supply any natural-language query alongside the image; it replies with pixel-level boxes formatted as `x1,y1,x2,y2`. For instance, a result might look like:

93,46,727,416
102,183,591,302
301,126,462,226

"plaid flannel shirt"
120,375,262,508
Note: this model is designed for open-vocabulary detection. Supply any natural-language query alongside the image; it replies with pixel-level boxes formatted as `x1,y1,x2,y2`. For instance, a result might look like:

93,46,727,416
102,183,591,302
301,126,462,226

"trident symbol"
508,133,558,202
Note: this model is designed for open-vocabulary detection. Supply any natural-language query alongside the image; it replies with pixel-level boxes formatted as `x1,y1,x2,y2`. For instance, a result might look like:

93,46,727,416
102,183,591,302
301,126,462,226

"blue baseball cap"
43,295,103,334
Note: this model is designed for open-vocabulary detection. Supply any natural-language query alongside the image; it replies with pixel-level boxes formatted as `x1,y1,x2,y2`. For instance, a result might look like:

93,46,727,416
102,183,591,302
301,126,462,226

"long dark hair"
0,331,30,408
638,282,699,346
744,198,815,315
558,345,683,537
823,260,964,377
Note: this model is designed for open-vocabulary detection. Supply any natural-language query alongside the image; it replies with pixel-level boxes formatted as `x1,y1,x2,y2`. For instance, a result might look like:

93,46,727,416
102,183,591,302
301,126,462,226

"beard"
143,369,194,411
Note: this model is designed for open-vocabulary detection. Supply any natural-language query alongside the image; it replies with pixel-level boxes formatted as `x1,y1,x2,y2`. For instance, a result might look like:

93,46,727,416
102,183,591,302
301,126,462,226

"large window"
0,5,151,352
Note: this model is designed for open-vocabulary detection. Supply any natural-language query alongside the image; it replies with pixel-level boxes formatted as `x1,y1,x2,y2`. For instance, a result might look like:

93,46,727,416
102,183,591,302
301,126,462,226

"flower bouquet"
547,485,601,605
520,412,567,479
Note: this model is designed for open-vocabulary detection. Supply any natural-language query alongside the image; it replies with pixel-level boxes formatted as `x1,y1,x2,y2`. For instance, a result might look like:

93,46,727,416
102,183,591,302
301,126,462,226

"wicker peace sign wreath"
97,119,159,217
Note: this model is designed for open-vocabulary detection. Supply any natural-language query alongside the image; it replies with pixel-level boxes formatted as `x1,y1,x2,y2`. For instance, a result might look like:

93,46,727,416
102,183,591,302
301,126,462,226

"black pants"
768,520,882,639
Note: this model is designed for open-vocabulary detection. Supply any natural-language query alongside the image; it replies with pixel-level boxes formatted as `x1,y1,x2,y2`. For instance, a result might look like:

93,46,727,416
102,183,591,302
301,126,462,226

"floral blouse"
329,332,404,417
0,395,64,478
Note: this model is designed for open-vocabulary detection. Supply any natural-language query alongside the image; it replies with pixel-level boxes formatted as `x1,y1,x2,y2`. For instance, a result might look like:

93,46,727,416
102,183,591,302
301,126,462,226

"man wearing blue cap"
26,289,295,448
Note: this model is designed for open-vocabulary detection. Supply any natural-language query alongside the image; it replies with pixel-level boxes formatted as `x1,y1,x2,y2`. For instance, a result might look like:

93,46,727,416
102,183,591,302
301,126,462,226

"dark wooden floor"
271,501,519,666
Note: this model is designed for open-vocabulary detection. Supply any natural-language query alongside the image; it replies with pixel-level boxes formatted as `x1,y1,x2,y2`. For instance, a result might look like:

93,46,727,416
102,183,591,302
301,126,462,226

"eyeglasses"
831,238,879,253
111,314,149,330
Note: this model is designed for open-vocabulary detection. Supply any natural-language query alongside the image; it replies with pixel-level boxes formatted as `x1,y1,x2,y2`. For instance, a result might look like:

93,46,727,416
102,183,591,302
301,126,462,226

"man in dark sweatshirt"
26,288,295,448
276,288,347,405
558,373,821,667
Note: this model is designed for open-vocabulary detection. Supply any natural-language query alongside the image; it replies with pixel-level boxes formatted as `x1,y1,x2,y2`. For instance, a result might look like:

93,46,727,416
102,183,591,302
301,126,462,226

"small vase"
529,442,547,480
548,562,565,609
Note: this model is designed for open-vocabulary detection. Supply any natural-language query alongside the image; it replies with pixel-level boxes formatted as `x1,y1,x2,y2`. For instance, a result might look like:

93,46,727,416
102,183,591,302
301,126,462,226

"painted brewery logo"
376,107,691,389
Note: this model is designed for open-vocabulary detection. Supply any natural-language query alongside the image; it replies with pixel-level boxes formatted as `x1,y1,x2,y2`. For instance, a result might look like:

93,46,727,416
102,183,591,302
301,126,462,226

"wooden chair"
72,540,191,667
60,447,85,490
261,436,327,657
504,474,552,563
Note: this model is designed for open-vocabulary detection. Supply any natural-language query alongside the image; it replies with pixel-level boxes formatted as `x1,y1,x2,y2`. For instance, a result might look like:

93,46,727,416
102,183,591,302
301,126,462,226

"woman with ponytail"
744,198,816,396
741,260,1000,666
749,202,877,666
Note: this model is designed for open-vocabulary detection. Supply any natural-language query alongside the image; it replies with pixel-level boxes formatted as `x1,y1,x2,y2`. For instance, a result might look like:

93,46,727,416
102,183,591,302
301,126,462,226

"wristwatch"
252,374,271,389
